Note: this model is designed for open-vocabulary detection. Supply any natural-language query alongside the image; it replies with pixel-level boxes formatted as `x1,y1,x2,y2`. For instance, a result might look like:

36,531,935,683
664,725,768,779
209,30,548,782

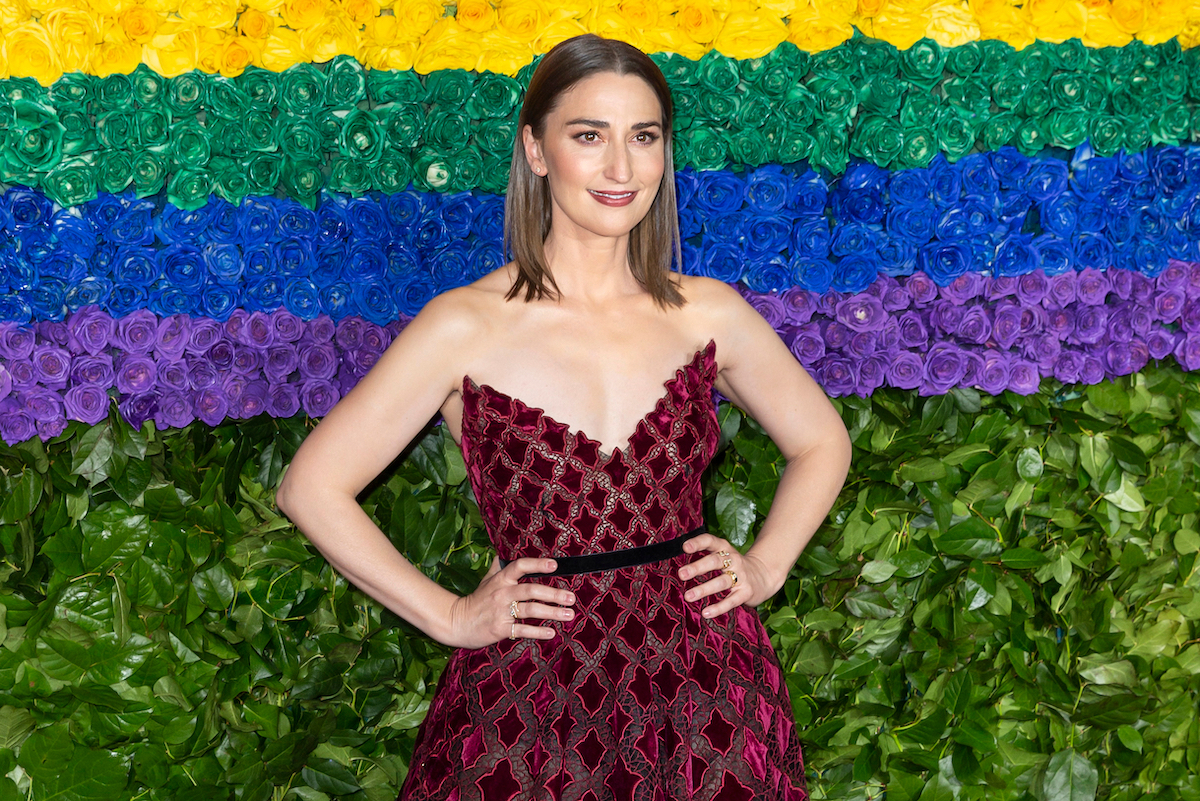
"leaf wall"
1,369,1198,800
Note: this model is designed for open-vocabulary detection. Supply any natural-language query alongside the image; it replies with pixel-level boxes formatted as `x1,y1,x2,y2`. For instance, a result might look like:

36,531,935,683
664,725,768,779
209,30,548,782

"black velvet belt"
500,525,706,578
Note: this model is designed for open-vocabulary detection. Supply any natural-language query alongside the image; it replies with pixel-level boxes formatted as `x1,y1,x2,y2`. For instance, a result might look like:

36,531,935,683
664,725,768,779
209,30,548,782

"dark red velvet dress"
398,341,809,801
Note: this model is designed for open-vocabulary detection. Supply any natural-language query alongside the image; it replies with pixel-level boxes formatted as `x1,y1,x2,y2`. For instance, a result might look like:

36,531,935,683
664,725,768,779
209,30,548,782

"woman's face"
523,72,666,244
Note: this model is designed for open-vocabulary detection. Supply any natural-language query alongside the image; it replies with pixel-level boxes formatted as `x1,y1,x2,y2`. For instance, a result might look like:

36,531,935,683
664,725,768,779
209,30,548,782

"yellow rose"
392,0,446,38
195,26,229,72
968,0,1027,42
1,0,30,28
341,0,381,24
179,0,239,28
857,0,888,18
456,0,498,32
814,0,858,23
1136,0,1188,42
119,6,160,42
786,5,853,49
93,39,143,76
1083,4,1134,43
1177,13,1200,45
244,0,286,12
585,9,651,51
4,21,62,84
616,0,660,29
215,36,257,75
282,0,332,30
361,16,418,68
531,14,588,52
1106,0,1144,30
475,26,531,73
713,2,787,58
675,0,721,43
924,0,979,45
869,7,930,47
258,25,306,69
144,20,200,77
641,24,708,58
238,8,277,37
42,7,100,74
298,12,358,60
497,0,548,39
413,17,477,71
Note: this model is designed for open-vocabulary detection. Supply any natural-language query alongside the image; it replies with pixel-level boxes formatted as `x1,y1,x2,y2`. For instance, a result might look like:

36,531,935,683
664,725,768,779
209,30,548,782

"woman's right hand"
444,557,577,649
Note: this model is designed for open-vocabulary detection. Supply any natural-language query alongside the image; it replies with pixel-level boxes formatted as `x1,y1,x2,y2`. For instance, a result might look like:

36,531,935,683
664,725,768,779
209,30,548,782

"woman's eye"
635,132,660,144
576,131,600,143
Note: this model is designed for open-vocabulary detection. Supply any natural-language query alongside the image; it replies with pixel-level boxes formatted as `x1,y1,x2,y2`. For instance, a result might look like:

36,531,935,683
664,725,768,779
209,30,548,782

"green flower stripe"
5,37,1200,206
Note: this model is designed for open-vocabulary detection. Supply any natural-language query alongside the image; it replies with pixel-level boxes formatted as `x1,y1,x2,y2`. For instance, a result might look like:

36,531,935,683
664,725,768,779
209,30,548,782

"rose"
745,256,794,294
692,171,746,217
886,351,924,390
193,387,229,426
116,355,158,395
117,392,157,430
1014,271,1049,305
154,315,191,360
1006,360,1040,395
780,287,817,324
783,323,824,366
816,356,857,397
830,257,876,294
30,344,71,390
940,272,985,305
919,242,971,285
1073,306,1109,345
67,306,114,355
1105,340,1149,376
835,296,886,333
300,378,339,417
1154,289,1187,323
232,345,264,376
1075,267,1111,305
159,360,190,392
3,100,64,176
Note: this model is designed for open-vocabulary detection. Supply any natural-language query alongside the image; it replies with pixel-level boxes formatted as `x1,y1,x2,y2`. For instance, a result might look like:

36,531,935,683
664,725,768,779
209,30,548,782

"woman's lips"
588,189,637,207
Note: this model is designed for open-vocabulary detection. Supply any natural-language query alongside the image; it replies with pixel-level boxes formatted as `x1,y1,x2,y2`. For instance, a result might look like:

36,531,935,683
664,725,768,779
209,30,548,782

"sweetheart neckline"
462,339,716,462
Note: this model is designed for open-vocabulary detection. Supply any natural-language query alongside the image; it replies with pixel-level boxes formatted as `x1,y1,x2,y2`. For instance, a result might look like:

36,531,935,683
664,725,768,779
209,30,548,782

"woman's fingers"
511,600,576,622
507,557,558,577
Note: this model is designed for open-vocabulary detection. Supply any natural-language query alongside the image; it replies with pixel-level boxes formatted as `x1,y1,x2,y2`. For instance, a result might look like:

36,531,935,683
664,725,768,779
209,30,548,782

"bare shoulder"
398,264,516,352
675,275,769,348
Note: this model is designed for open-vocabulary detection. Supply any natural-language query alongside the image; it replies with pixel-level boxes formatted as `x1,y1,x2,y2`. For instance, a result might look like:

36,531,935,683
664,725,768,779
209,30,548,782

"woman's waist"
495,524,705,578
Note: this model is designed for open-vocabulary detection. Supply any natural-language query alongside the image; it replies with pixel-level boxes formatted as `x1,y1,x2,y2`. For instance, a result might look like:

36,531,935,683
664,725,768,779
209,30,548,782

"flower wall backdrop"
1,3,1199,800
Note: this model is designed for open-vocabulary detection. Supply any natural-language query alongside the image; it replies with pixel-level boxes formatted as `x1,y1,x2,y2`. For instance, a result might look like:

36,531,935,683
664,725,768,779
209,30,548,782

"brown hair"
503,34,684,307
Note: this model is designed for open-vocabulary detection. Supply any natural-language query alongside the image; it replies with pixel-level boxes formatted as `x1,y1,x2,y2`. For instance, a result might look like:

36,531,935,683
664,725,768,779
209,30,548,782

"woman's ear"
522,125,546,176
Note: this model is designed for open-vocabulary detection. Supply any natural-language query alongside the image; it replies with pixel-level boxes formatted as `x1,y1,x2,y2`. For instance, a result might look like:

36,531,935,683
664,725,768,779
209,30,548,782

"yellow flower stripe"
2,0,1200,84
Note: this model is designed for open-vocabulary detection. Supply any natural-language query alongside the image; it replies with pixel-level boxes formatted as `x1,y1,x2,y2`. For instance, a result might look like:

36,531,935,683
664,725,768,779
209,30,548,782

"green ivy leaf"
301,757,361,794
0,707,35,750
79,504,151,572
1016,447,1043,481
1116,724,1143,753
899,457,947,483
861,560,898,583
1042,748,1098,801
1104,474,1145,513
715,484,755,548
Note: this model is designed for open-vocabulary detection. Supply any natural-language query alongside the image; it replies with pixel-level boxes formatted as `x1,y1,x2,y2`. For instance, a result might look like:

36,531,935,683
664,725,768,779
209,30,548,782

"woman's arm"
275,290,575,647
678,280,853,617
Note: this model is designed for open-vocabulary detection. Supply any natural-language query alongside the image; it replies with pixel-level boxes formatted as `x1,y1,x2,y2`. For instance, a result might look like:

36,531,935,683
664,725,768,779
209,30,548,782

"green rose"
475,118,516,157
450,146,484,193
1014,118,1047,156
852,39,898,80
209,117,250,160
211,156,251,205
1153,103,1190,143
280,119,324,160
168,168,213,211
167,72,208,117
809,46,854,79
246,153,283,195
1192,108,1200,141
1017,42,1055,82
131,65,166,108
413,150,453,192
317,110,343,147
2,100,64,175
367,70,426,105
946,41,982,76
96,73,134,112
325,55,366,110
425,109,472,152
981,112,1018,151
1,78,44,105
678,128,728,171
170,120,212,169
671,85,700,130
238,66,280,111
976,40,1016,86
1048,73,1088,111
425,69,475,108
769,118,812,165
208,79,250,121
991,72,1027,110
383,103,425,150
59,111,95,156
96,150,134,194
45,156,97,206
1110,86,1140,120
131,151,167,197
1159,62,1188,102
850,114,903,169
740,43,803,97
779,84,817,129
95,111,134,150
282,157,324,205
935,108,976,160
944,76,990,116
479,150,508,195
330,157,372,195
653,52,699,89
810,122,848,174
809,75,857,121
696,50,740,95
242,111,278,153
898,38,946,90
279,64,327,117
50,73,93,109
373,155,415,195
899,93,939,129
698,90,739,123
1045,110,1086,148
732,95,770,133
861,74,905,118
897,127,936,170
135,109,171,148
1087,115,1125,157
1020,83,1052,119
1055,39,1090,72
338,109,385,162
466,73,522,119
728,128,769,166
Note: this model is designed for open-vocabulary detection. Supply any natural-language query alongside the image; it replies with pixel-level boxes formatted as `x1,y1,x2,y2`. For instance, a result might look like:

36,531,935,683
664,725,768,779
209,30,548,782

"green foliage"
1,367,1198,800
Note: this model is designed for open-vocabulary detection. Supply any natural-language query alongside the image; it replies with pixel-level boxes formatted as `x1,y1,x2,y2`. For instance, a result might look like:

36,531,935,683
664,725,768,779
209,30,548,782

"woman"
276,34,851,800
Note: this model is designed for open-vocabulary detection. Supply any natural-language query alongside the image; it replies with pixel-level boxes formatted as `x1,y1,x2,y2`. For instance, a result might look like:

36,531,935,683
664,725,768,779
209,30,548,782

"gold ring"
726,569,739,588
509,600,520,618
510,622,516,640
721,555,734,569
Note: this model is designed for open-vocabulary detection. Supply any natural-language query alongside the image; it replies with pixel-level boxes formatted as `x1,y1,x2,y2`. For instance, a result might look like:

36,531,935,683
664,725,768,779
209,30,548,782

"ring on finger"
510,622,516,640
725,569,739,588
509,600,520,619
720,554,734,569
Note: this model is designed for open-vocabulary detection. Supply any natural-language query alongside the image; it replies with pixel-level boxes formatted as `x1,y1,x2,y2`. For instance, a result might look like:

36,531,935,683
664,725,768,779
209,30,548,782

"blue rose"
679,242,701,276
1075,201,1106,234
791,170,828,216
887,203,936,245
1032,234,1073,275
150,286,194,316
692,171,746,217
430,241,471,289
206,199,240,243
66,277,113,311
988,146,1031,188
1163,226,1192,259
51,212,97,258
927,155,962,205
2,188,53,231
741,214,791,255
113,247,161,285
107,283,148,317
238,198,279,246
1099,179,1132,213
317,200,350,245
934,206,972,240
0,251,35,292
201,284,240,320
1023,159,1068,203
1070,155,1117,201
1135,206,1167,241
958,153,999,197
40,251,87,283
352,282,397,326
0,296,32,323
471,195,506,245
830,255,877,293
830,222,880,258
1118,151,1148,181
26,278,67,321
704,212,742,244
385,242,421,279
1039,195,1077,237
1127,239,1168,277
313,243,346,287
744,254,792,293
1127,178,1155,207
277,238,316,278
204,243,243,284
414,211,450,254
319,283,352,319
888,168,931,207
343,243,388,284
1106,212,1136,245
283,279,321,320
875,234,916,277
383,191,425,241
468,240,505,281
277,202,318,240
745,165,792,214
159,243,206,291
1151,146,1188,197
440,193,477,240
1074,233,1114,271
679,206,701,239
791,218,831,258
790,256,833,293
833,185,884,225
155,203,211,244
394,275,435,317
919,241,972,285
698,242,743,283
243,246,272,280
992,234,1037,277
346,197,388,242
675,169,699,211
247,276,285,312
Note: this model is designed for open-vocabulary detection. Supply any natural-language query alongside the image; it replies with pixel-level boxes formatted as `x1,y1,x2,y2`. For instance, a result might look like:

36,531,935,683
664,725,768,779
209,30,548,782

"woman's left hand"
678,532,781,618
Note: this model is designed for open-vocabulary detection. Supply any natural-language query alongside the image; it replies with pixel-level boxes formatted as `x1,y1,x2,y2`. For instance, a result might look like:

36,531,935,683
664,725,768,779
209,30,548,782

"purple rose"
116,355,158,395
1155,289,1187,324
1076,268,1110,306
992,303,1023,350
0,364,11,401
1014,272,1049,306
155,391,195,429
154,315,190,360
921,343,968,395
961,351,985,386
1007,360,1040,394
882,285,911,312
886,351,924,390
1109,268,1133,301
1186,264,1200,300
38,417,67,440
1174,333,1200,371
9,361,37,393
1130,306,1153,336
929,301,966,336
32,345,71,389
24,387,63,423
1108,305,1133,343
65,384,112,425
1182,300,1200,334
1046,273,1077,308
266,382,301,418
987,275,1019,300
159,360,190,392
264,345,299,383
308,315,336,343
115,309,159,353
1022,332,1061,367
977,352,1010,394
846,332,878,359
349,348,381,374
236,380,269,419
1105,339,1148,375
897,312,929,349
0,324,36,360
336,363,358,397
187,319,223,354
878,319,901,350
780,287,817,324
335,318,365,351
1052,350,1083,383
298,343,338,380
194,387,230,426
1073,306,1109,345
1046,307,1075,339
186,356,220,390
1147,330,1177,360
748,294,787,329
818,292,841,318
857,356,887,395
37,322,69,348
361,323,391,353
300,379,340,417
941,272,985,305
69,355,113,387
784,323,824,366
836,296,886,333
0,401,35,444
956,307,992,345
67,306,114,355
232,344,264,376
1017,305,1047,337
1156,261,1189,291
207,339,235,371
1080,356,1105,384
817,356,857,397
243,311,276,349
905,272,938,305
119,392,158,430
224,309,249,344
272,309,305,343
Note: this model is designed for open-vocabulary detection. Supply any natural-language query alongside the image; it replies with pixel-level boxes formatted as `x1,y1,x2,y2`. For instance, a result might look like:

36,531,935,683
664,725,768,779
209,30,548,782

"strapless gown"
398,341,809,801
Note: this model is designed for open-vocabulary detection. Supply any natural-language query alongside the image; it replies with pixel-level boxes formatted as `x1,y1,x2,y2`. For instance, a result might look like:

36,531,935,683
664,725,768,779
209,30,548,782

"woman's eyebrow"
563,118,662,130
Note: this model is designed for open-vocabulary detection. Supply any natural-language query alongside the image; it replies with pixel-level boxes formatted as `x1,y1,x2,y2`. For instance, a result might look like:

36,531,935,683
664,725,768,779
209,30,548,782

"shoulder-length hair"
503,34,684,308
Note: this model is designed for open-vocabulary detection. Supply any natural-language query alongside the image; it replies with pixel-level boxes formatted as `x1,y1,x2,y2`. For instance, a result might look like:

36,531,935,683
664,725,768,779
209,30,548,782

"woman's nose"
605,141,633,183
